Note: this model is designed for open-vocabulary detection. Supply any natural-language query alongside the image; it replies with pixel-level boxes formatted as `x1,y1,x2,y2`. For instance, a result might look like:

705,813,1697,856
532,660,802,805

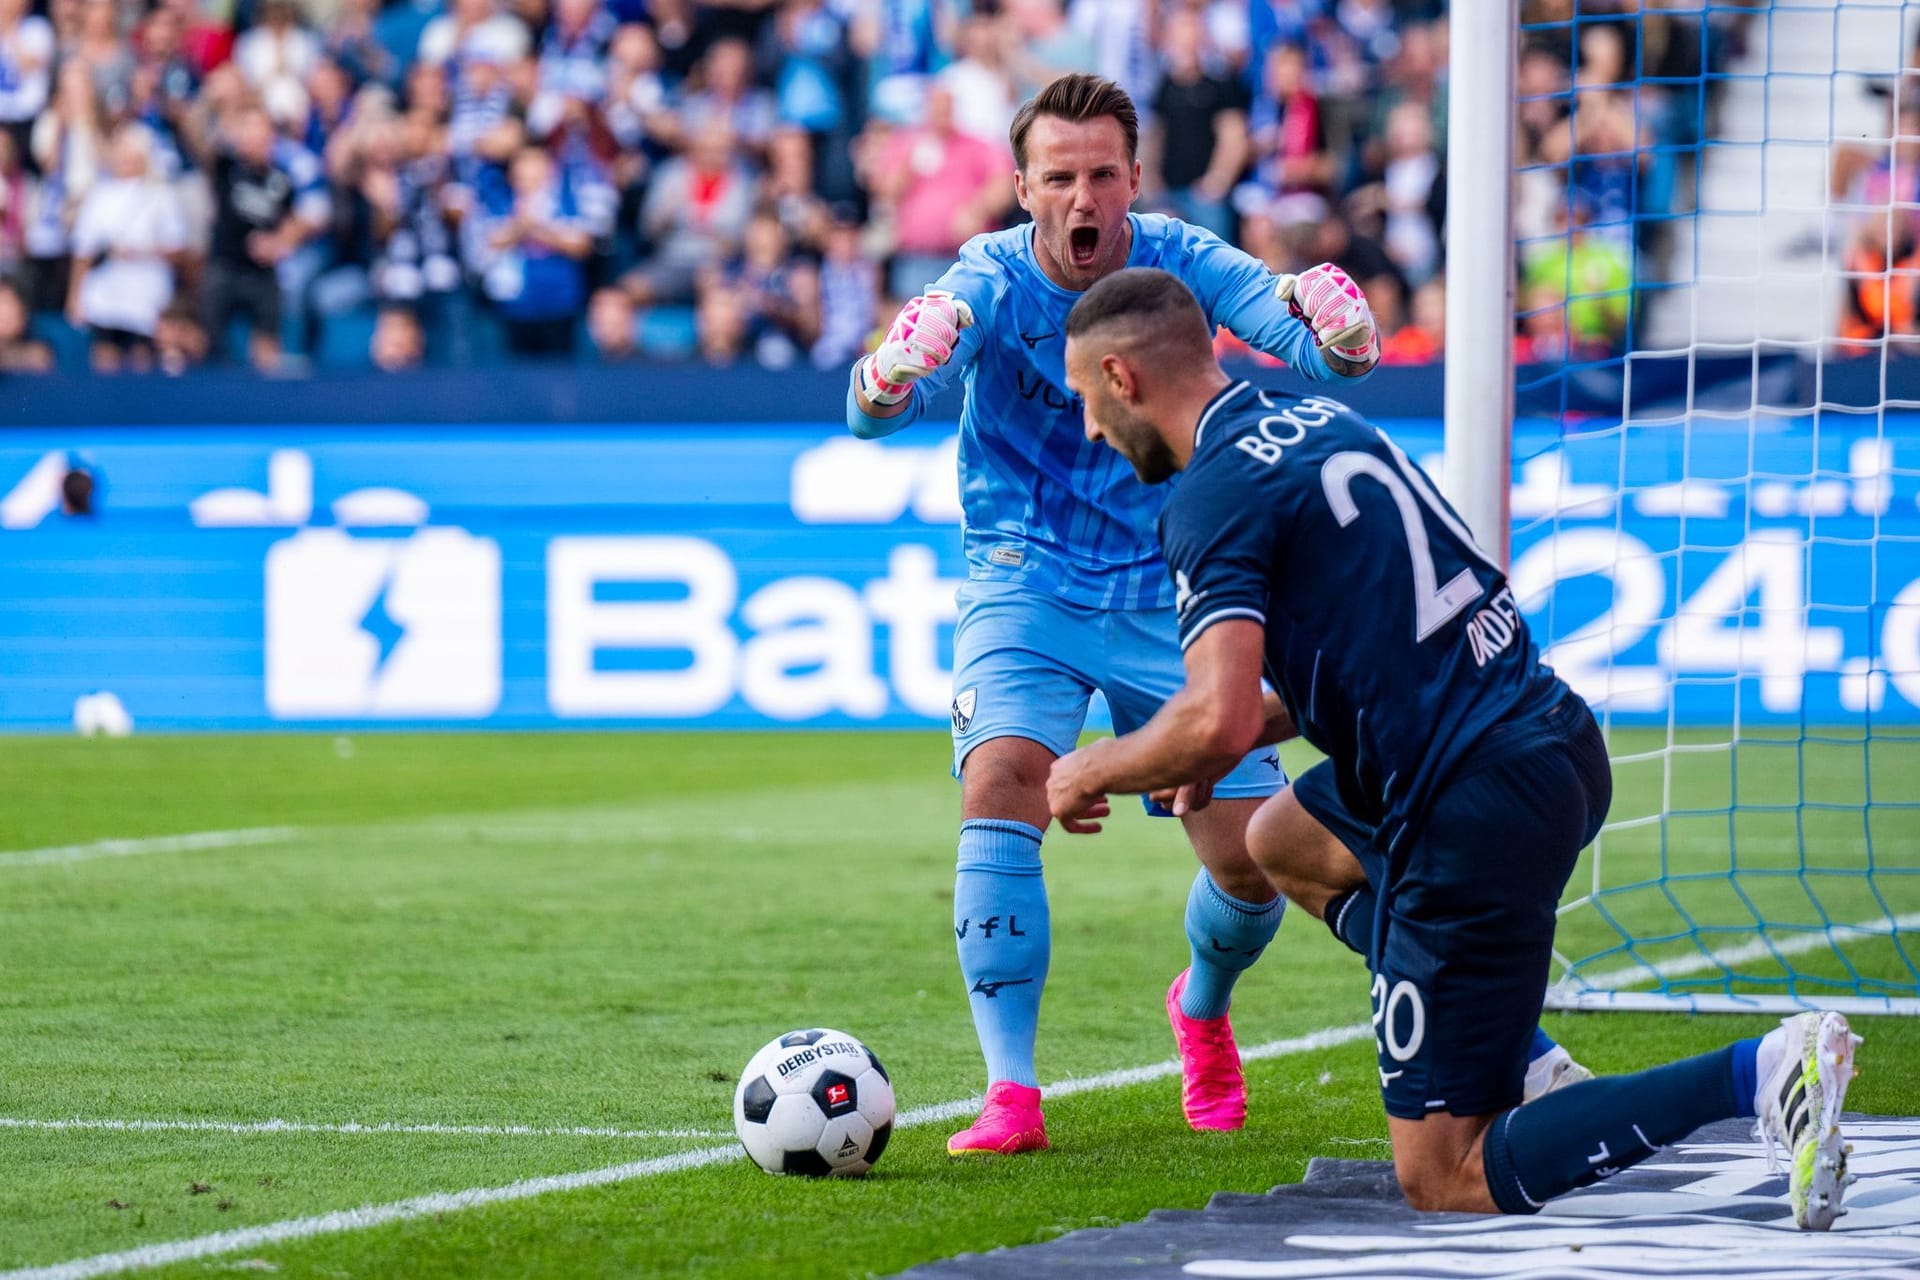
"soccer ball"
72,691,133,738
732,1028,895,1177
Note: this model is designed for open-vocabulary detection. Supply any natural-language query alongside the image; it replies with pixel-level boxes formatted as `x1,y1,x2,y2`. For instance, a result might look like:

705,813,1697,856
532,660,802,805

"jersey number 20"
1321,435,1497,642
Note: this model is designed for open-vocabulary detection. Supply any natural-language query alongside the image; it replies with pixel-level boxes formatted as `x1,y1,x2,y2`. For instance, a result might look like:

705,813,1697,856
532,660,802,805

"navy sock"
1482,1044,1743,1214
1729,1036,1761,1118
1180,870,1284,1019
954,819,1049,1089
1323,885,1375,957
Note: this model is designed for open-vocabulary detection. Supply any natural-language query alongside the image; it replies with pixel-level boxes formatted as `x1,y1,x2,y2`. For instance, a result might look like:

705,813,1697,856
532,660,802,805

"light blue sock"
1530,1026,1558,1063
1180,869,1284,1020
954,819,1048,1089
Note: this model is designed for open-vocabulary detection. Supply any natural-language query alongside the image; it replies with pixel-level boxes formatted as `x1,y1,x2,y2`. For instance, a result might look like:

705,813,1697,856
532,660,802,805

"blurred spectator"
202,102,327,369
74,0,134,116
153,300,207,372
604,21,670,155
810,203,876,367
676,37,776,152
370,303,424,369
1379,274,1440,364
853,0,951,127
1835,99,1920,352
760,125,827,244
482,144,592,356
1368,16,1442,144
1147,8,1250,240
0,274,51,369
866,83,1007,299
538,0,614,107
1522,196,1631,356
696,208,818,367
646,0,704,80
235,0,321,108
0,0,55,164
938,12,1017,147
765,0,864,202
67,122,188,372
1068,0,1152,110
627,119,753,305
586,283,638,360
1352,98,1437,285
28,60,108,310
130,7,202,165
0,128,32,274
419,0,529,70
1004,0,1097,100
1238,41,1331,224
325,0,400,89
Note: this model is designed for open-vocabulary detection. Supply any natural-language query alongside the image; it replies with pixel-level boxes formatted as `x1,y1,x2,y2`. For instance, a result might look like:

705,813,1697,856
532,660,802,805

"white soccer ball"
732,1028,895,1177
72,691,134,738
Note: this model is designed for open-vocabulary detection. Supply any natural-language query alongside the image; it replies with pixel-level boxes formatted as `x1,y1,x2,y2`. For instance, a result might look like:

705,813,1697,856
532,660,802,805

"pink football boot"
947,1081,1049,1155
1166,968,1247,1131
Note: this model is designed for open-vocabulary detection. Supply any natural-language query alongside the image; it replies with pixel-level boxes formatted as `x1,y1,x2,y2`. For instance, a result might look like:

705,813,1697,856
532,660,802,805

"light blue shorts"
948,579,1285,806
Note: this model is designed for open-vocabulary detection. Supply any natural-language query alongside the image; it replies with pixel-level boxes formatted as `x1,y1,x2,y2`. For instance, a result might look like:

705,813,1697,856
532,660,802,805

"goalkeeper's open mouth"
1068,226,1101,270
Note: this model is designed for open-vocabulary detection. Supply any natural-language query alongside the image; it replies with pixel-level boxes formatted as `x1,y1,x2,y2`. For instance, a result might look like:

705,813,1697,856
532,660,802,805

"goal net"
1500,0,1920,1013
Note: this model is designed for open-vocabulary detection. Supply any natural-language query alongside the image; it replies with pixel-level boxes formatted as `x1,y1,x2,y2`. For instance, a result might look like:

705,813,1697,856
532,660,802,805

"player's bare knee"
960,736,1057,826
1393,1156,1484,1213
1243,796,1355,915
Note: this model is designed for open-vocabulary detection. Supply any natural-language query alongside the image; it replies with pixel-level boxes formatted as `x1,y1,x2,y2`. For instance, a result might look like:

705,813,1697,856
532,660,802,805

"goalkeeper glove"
857,290,974,406
1276,262,1381,373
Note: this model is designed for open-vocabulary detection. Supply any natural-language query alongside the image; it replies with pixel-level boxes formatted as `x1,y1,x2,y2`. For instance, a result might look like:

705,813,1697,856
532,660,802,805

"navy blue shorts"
1292,692,1612,1120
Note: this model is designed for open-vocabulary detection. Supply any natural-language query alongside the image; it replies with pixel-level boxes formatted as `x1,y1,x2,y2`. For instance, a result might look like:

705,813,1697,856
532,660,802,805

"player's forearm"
846,370,916,438
1085,688,1259,797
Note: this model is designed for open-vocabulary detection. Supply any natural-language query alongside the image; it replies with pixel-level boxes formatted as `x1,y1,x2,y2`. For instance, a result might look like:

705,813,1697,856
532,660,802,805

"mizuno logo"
1019,329,1056,349
1260,754,1280,771
970,977,1035,999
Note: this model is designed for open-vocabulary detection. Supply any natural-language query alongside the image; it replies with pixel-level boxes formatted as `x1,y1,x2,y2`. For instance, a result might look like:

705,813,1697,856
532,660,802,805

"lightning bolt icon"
358,576,406,674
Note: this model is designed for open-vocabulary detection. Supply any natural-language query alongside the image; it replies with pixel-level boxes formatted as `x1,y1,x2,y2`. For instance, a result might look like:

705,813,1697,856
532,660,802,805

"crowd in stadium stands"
0,0,1755,375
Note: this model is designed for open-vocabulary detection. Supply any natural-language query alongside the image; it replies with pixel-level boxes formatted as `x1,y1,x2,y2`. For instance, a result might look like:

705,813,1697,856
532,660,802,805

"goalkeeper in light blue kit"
846,74,1588,1155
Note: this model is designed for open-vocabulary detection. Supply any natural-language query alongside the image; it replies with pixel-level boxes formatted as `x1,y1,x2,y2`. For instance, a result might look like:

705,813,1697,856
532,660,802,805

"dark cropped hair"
1009,73,1139,172
1065,267,1211,355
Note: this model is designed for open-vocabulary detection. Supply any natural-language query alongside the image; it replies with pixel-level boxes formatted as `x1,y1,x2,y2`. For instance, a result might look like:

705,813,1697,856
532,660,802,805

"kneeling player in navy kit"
1045,267,1862,1229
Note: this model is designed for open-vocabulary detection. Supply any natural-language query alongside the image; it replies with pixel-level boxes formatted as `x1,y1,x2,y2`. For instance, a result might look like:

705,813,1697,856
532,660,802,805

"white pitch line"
0,828,300,869
0,1118,727,1141
0,1022,1375,1280
1566,909,1920,993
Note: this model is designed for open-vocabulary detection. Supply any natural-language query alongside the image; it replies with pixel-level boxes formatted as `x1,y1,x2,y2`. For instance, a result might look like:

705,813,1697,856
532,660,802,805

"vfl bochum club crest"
952,689,977,734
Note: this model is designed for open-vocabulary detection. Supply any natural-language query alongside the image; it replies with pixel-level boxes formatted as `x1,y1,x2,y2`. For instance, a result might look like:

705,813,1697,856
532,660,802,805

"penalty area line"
0,828,301,869
1,1022,1374,1280
0,1118,729,1141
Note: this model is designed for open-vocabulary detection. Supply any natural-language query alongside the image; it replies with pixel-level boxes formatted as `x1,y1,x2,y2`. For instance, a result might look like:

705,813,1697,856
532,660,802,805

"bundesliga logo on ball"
733,1029,896,1177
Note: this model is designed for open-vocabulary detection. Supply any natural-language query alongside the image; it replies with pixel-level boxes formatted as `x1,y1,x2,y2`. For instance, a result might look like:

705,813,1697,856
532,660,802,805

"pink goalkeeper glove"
857,290,975,406
1276,262,1380,372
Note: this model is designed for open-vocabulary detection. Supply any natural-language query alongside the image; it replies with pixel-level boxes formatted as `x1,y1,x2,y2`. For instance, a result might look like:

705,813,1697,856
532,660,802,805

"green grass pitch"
2,730,1915,1278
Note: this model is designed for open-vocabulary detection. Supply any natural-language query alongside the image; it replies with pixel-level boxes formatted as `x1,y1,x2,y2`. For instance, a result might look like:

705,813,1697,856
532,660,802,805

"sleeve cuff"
1179,606,1267,651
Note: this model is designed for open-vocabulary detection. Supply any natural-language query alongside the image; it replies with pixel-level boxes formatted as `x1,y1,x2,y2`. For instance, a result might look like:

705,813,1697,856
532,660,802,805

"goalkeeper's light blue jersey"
846,212,1342,610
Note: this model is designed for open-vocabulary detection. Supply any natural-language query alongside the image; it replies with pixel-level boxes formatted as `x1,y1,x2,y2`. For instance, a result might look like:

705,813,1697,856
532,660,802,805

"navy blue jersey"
1162,382,1568,846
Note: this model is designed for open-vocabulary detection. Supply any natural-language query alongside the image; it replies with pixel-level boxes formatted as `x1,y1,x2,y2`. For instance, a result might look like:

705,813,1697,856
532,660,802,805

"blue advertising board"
4,410,1919,730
